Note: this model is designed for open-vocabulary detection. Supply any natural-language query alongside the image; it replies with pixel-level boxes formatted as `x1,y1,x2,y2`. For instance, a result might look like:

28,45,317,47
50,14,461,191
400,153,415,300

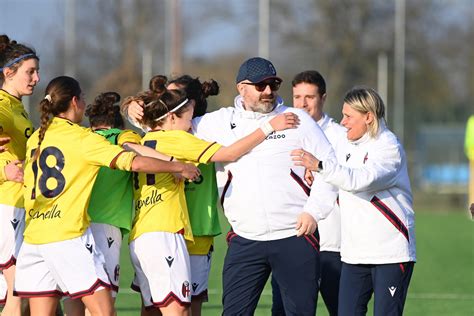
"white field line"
117,289,474,300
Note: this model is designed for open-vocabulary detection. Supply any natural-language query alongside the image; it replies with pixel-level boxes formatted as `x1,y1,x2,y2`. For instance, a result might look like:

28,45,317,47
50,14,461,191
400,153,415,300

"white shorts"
14,228,112,299
189,250,212,301
0,272,6,306
0,205,25,269
130,232,191,308
90,223,122,296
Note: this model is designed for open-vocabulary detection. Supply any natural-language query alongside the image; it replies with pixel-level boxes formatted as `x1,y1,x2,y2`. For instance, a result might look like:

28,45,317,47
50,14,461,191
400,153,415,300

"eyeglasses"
242,79,281,92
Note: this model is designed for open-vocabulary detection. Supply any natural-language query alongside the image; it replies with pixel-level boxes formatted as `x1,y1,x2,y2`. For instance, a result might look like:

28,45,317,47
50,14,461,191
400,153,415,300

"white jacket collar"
317,113,330,129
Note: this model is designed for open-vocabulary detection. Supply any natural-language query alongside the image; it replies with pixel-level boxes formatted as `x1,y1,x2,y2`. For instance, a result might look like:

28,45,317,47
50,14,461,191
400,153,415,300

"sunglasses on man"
242,79,281,92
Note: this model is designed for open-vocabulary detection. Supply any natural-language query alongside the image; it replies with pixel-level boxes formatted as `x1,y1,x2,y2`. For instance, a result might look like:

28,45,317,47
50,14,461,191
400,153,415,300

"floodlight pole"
65,0,76,77
259,0,270,58
142,47,152,90
378,52,388,119
164,0,171,75
394,0,405,143
165,0,182,76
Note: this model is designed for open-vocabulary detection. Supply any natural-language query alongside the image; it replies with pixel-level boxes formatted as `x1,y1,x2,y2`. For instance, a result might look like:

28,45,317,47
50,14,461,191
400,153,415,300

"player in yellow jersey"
127,75,298,316
122,76,221,316
0,34,40,316
14,76,200,316
64,92,175,316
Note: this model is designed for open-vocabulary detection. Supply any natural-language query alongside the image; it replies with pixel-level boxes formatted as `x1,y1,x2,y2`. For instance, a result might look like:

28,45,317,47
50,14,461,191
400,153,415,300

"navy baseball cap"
236,57,282,84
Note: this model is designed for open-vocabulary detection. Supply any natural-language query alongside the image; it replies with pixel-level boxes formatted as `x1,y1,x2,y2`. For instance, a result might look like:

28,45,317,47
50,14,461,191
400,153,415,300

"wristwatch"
318,160,323,171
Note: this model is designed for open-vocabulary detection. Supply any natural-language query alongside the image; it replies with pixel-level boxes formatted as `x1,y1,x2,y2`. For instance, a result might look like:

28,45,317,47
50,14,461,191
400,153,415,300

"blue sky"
1,1,63,62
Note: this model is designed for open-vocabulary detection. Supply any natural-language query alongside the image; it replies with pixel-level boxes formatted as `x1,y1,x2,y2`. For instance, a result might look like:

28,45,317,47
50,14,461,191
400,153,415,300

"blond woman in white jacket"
292,87,416,316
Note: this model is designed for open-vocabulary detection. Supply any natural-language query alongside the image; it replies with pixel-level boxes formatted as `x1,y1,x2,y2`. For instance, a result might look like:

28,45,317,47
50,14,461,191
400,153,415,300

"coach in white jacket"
272,70,346,316
192,57,338,315
292,87,416,316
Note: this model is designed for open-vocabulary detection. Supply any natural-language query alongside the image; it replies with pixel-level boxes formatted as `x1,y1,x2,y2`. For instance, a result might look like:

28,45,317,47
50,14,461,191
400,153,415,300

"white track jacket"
192,96,338,241
320,121,417,264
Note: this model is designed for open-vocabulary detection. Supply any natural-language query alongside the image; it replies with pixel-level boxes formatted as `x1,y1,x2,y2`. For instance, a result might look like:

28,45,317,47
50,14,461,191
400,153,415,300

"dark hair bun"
149,75,168,95
202,79,219,98
85,91,121,118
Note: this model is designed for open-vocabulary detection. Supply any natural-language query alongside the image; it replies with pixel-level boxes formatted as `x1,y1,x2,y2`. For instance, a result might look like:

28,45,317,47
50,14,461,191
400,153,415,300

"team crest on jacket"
114,265,120,281
182,281,190,297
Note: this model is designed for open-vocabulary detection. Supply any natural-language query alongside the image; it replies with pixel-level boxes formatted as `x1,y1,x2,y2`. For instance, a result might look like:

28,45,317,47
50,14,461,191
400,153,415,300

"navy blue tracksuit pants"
222,232,320,316
338,262,415,316
272,251,342,316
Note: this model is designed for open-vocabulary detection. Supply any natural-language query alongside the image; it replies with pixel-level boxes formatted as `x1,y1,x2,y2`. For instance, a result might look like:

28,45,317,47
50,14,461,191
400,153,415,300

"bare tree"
63,0,168,99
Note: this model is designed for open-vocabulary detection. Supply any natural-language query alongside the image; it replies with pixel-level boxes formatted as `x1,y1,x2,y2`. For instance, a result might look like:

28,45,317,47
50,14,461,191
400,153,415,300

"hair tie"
144,101,156,108
44,95,52,102
154,98,189,122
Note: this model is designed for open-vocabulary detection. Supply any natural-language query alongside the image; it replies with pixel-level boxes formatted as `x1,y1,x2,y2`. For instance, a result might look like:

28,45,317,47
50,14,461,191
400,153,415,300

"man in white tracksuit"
192,57,338,315
271,70,346,316
292,87,416,316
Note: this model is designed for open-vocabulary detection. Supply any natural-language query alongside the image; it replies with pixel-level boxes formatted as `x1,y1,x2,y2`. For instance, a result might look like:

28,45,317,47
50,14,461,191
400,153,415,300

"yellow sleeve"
118,129,141,146
161,131,222,164
195,142,222,163
81,129,130,167
112,151,137,171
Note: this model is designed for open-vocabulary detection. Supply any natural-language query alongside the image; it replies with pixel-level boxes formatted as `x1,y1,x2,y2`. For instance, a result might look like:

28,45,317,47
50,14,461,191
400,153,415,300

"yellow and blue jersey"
23,117,136,244
130,129,221,243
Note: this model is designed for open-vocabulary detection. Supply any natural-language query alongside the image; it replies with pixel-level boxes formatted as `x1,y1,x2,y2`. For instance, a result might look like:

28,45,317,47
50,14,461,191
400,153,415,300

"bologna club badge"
114,265,120,282
182,281,190,298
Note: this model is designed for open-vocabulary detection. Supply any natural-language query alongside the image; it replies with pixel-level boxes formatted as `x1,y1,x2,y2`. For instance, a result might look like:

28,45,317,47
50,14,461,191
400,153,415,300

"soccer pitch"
115,209,474,315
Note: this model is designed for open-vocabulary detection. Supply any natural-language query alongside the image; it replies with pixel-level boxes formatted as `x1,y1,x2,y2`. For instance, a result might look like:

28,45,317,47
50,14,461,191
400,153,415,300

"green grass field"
114,209,473,315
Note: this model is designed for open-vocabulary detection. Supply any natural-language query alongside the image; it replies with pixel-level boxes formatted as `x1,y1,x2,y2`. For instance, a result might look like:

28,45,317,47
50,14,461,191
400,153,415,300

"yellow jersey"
23,117,136,244
0,89,34,206
130,130,221,243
